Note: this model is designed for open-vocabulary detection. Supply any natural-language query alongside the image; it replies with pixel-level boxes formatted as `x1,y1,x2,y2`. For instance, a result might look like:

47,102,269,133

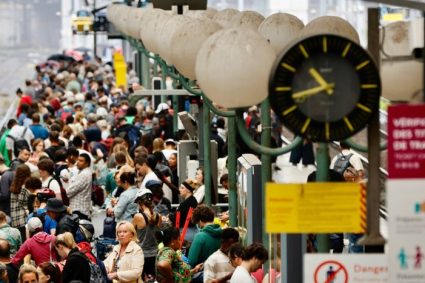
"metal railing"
0,97,18,135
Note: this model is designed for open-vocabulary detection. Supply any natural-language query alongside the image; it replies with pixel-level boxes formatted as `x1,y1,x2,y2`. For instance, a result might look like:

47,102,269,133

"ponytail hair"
157,226,180,246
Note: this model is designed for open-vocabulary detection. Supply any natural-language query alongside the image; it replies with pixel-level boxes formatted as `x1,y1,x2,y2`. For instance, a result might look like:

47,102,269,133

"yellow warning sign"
265,182,365,233
113,52,127,88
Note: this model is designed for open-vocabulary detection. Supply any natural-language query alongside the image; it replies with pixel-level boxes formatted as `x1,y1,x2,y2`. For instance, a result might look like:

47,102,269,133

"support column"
203,103,212,206
316,142,331,252
141,52,151,89
227,117,237,227
260,99,271,262
360,7,386,253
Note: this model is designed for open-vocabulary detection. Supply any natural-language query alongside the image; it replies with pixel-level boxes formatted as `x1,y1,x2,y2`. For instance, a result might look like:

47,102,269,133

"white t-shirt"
162,149,177,161
230,266,256,283
42,176,62,199
204,249,234,283
330,149,364,171
193,185,205,204
140,171,160,190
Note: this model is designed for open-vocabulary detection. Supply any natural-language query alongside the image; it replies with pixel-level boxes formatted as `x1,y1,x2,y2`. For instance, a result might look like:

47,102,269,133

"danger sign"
314,260,348,283
305,254,388,283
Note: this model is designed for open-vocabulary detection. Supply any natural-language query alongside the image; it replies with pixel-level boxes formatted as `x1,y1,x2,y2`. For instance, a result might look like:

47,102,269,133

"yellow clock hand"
292,83,335,100
309,68,333,95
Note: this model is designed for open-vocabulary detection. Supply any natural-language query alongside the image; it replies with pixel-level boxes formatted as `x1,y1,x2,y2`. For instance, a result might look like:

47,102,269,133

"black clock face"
269,34,381,142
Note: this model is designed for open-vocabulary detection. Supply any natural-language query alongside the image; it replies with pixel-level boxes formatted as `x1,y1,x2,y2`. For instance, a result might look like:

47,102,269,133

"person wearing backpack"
330,141,365,179
9,147,31,171
45,198,78,237
38,159,63,201
54,232,91,283
5,119,34,161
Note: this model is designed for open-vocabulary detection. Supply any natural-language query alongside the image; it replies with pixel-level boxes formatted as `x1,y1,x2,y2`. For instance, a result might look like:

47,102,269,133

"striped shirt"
204,249,235,283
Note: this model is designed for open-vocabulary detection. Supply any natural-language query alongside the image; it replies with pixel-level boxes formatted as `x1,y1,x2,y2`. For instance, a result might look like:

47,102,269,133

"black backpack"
7,128,30,157
57,213,80,236
333,153,354,175
72,251,105,283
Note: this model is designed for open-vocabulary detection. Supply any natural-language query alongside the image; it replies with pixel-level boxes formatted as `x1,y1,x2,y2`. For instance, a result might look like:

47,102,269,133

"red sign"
388,104,425,179
314,260,348,283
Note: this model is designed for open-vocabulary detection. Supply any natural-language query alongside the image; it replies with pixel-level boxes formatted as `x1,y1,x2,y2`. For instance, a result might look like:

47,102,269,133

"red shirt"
17,95,32,117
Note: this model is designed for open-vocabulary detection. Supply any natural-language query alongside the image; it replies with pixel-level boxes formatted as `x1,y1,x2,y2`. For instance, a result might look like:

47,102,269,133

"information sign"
265,183,364,233
388,104,425,282
388,104,425,179
388,180,425,283
113,52,127,88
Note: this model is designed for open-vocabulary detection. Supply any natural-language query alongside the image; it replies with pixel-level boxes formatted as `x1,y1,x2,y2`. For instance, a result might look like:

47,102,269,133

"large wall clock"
269,34,381,142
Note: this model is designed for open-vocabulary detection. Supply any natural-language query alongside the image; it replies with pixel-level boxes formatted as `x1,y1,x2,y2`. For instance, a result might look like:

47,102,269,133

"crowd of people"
0,53,276,283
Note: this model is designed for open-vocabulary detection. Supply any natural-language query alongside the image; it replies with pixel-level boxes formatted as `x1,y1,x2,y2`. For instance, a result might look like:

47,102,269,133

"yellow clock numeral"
299,44,309,58
301,118,311,133
275,86,291,92
361,84,377,89
343,117,354,132
282,63,296,72
325,123,330,140
356,60,370,71
342,43,351,58
356,103,372,113
323,36,328,53
282,105,297,116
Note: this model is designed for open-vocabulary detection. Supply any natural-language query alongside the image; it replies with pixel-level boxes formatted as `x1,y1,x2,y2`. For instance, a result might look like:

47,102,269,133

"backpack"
57,213,80,236
73,251,105,283
78,242,109,282
127,125,141,147
91,184,105,207
333,153,354,175
47,178,70,206
33,209,47,227
54,164,68,180
7,128,30,157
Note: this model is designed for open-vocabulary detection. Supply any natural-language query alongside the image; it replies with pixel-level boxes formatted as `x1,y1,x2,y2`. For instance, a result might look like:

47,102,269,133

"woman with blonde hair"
110,144,134,168
10,164,31,240
68,111,85,135
104,221,144,283
54,232,90,283
152,137,165,153
61,125,73,146
18,264,38,283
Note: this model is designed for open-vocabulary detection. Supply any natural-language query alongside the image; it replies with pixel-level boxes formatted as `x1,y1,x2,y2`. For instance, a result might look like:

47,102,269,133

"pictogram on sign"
314,260,348,283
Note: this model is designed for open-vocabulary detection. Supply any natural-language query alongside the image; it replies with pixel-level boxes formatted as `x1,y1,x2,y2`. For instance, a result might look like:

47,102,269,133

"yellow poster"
113,52,127,88
265,182,365,233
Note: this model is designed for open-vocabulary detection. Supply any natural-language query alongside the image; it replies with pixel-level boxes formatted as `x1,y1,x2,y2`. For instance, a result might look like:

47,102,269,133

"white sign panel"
388,179,425,283
304,254,388,283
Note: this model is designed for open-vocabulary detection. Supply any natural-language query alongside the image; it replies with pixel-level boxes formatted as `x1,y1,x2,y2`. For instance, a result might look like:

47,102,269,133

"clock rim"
268,33,382,142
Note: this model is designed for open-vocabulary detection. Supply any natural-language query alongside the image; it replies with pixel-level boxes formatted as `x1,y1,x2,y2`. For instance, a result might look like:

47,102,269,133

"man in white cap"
155,102,169,115
162,139,177,161
12,217,56,266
